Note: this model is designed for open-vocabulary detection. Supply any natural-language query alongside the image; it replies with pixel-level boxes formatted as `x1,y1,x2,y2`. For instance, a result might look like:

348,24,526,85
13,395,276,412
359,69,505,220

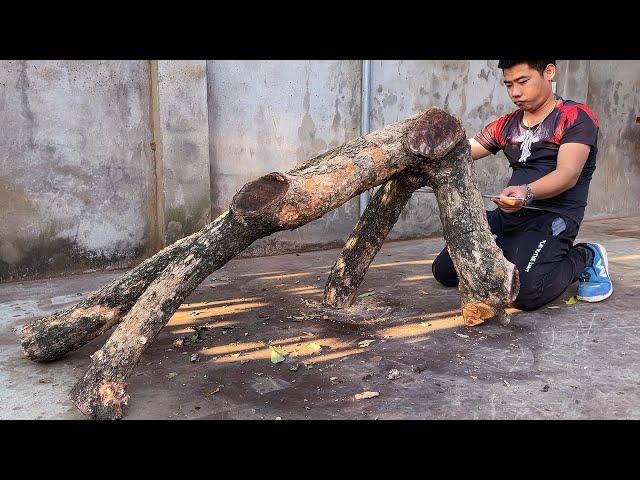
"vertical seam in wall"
149,60,165,250
584,60,592,106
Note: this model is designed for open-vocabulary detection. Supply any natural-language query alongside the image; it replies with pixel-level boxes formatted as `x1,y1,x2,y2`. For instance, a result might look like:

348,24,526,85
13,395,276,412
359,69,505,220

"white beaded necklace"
518,99,557,164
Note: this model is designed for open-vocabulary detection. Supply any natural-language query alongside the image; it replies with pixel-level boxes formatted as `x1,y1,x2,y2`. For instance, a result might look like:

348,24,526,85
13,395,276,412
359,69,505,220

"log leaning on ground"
323,173,428,308
21,239,193,362
68,108,469,419
425,141,519,325
324,117,519,326
21,111,424,363
20,107,519,419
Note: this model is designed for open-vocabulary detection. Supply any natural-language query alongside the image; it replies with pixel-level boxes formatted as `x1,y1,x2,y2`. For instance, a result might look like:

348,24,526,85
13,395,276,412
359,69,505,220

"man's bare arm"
469,138,492,161
494,143,591,212
528,143,590,199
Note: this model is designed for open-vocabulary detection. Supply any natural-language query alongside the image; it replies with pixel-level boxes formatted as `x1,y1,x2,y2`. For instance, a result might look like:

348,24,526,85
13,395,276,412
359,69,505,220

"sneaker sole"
577,242,613,303
577,289,613,302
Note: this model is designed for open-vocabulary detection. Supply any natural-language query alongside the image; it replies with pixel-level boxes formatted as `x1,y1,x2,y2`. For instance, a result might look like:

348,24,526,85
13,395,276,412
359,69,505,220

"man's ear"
544,63,556,81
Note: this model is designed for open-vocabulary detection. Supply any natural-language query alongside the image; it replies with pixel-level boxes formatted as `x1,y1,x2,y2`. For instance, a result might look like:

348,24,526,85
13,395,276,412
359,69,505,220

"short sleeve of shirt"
473,114,510,154
559,105,599,147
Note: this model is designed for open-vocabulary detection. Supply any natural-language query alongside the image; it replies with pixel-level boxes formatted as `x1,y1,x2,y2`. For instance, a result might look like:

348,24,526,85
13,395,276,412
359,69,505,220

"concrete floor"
1,215,639,420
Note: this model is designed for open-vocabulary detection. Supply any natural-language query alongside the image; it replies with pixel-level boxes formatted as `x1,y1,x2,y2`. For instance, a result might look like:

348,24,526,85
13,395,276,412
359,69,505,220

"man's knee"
512,282,546,311
432,251,458,288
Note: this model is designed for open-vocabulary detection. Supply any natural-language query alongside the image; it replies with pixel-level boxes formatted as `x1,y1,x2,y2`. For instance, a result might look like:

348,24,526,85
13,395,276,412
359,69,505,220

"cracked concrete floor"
1,215,639,420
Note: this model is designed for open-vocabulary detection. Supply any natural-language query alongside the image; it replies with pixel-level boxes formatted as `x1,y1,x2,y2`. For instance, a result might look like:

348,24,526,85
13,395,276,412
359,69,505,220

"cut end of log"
461,302,496,326
20,305,120,362
98,380,129,419
232,172,289,218
20,322,65,363
404,108,466,159
71,379,130,420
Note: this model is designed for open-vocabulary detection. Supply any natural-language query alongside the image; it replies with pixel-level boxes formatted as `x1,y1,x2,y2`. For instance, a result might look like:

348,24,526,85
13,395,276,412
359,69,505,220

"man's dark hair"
498,60,556,74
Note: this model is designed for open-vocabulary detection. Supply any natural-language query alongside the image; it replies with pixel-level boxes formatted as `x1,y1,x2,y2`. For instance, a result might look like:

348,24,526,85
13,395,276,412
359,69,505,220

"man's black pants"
431,208,593,311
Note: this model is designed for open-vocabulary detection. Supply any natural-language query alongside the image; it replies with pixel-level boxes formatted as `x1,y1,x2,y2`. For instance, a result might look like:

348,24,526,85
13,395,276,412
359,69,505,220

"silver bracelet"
523,184,534,205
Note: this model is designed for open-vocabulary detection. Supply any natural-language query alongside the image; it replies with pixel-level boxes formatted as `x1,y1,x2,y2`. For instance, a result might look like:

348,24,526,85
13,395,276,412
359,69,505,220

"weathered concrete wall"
154,61,211,246
2,60,638,282
556,60,591,104
206,60,362,256
0,61,155,282
582,61,640,220
369,60,515,240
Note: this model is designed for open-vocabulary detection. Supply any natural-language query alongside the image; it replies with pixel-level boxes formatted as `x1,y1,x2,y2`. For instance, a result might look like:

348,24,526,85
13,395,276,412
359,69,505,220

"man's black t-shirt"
473,95,599,225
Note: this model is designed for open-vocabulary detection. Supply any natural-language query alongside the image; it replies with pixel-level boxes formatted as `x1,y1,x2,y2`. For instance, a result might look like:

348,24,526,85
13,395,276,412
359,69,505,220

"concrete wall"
0,61,156,282
556,60,591,104
582,61,640,219
1,60,638,282
154,61,211,246
369,60,515,239
0,60,214,282
206,60,362,256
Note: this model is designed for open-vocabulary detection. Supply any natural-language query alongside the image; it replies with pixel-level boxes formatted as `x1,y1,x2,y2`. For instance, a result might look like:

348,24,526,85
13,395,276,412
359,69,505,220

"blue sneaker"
576,243,613,302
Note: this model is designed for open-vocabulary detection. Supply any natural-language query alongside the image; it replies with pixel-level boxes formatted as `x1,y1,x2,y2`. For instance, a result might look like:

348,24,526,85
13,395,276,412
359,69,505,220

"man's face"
502,63,555,111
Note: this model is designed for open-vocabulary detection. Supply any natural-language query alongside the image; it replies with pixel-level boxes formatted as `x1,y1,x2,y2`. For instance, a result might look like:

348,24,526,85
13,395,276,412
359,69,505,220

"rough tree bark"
324,120,519,326
21,239,193,362
323,173,428,308
20,111,424,363
423,140,519,325
67,108,465,419
69,210,257,419
20,107,518,419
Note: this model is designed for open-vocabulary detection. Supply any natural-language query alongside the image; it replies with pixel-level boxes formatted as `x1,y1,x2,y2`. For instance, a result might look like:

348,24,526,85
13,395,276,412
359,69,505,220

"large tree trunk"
323,173,427,308
69,210,257,419
20,109,440,363
324,128,519,326
425,141,519,325
21,107,517,419
68,107,465,419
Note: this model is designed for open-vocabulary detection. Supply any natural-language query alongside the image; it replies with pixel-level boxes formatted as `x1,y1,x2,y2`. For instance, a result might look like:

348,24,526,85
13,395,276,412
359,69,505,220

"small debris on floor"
270,346,286,364
386,369,400,380
358,291,376,298
208,386,221,395
355,391,379,400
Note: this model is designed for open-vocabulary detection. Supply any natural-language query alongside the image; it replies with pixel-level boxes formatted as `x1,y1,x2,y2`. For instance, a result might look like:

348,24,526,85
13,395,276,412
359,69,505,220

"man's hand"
492,185,527,213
